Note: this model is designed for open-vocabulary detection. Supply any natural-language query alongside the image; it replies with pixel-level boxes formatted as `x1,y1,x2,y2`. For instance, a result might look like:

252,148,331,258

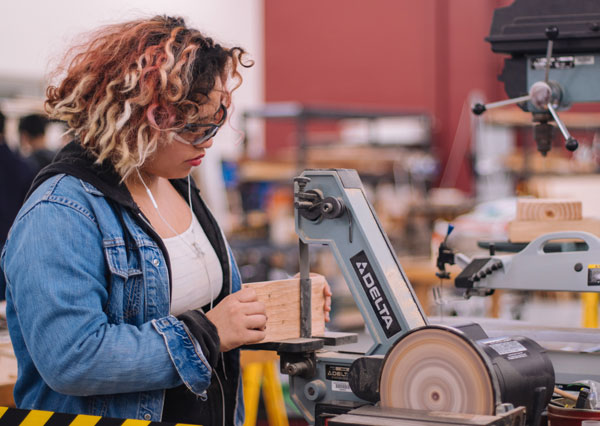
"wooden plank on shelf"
485,106,600,128
242,274,326,342
237,159,296,182
526,175,600,218
516,198,582,221
508,218,600,242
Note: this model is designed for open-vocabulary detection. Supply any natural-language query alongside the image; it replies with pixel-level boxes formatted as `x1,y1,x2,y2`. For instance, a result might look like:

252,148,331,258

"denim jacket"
0,142,245,424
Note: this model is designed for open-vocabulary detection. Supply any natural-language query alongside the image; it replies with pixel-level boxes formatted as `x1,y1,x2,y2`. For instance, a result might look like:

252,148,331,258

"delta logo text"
350,250,401,338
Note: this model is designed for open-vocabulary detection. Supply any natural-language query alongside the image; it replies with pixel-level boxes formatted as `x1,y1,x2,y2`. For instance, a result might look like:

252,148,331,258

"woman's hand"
323,281,332,322
205,288,267,352
293,273,333,323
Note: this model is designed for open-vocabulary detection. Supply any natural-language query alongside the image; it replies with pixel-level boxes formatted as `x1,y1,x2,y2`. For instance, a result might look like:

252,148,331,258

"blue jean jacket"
0,174,245,423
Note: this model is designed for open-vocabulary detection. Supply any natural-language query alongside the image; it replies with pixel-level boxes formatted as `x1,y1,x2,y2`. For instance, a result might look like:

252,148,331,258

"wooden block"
508,218,600,243
242,274,326,342
516,198,582,221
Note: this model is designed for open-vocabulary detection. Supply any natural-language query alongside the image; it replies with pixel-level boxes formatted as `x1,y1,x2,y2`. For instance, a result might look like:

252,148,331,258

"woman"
0,15,330,425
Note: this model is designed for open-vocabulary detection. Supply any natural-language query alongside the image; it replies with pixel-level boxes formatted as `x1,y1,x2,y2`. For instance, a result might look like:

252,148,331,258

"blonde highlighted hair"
45,15,251,179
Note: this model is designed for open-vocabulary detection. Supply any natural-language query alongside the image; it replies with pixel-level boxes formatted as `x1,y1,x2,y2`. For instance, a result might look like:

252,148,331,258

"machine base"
327,405,526,426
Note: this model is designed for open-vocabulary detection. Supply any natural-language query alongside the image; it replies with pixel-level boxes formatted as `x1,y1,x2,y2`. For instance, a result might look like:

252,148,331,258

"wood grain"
242,274,326,342
508,218,600,242
516,198,582,221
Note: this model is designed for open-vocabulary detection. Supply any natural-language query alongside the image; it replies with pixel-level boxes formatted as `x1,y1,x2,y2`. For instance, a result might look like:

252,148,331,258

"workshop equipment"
249,169,554,426
440,228,600,386
471,0,600,155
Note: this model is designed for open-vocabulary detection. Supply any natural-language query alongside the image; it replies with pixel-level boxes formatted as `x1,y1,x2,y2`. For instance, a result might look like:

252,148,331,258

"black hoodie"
31,141,241,425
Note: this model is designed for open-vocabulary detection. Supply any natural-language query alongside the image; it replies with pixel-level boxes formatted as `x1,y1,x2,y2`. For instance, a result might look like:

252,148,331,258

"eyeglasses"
172,104,227,146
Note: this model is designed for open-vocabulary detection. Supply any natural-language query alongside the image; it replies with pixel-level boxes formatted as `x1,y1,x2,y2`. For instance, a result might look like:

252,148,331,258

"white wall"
0,0,264,141
0,0,265,223
0,0,263,96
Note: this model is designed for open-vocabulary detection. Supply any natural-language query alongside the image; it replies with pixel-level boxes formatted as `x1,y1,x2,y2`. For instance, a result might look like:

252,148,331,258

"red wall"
264,0,510,193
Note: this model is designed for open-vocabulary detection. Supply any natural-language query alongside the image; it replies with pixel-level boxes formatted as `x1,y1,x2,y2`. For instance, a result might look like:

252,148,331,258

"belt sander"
252,169,554,426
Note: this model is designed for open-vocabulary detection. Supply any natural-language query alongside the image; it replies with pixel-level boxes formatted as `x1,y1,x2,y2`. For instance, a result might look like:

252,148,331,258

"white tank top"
163,213,223,316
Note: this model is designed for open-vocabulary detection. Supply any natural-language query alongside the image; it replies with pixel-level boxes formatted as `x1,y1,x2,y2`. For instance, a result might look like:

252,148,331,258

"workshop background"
2,0,600,425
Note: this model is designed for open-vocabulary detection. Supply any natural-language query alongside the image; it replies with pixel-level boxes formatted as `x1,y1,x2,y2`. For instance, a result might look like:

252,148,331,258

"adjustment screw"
294,177,311,191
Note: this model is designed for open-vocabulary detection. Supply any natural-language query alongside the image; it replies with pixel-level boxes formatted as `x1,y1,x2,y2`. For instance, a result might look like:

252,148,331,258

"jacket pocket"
103,239,144,324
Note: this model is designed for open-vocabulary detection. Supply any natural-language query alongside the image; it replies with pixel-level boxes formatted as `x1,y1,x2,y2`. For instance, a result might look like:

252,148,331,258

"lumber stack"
242,273,326,342
509,198,600,242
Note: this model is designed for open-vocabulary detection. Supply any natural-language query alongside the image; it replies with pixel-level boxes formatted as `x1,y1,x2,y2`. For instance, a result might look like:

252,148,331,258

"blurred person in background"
19,113,55,173
0,15,331,425
0,109,35,253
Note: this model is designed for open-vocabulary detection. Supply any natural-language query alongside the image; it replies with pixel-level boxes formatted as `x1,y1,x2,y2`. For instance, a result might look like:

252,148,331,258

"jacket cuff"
151,315,212,395
177,309,220,369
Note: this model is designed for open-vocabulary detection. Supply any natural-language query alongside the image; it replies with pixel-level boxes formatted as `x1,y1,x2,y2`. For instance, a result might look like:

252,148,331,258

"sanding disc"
379,326,495,415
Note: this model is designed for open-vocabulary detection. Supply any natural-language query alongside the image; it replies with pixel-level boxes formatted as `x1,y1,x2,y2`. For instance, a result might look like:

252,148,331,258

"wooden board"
242,274,326,342
508,218,600,243
516,198,582,221
526,175,600,218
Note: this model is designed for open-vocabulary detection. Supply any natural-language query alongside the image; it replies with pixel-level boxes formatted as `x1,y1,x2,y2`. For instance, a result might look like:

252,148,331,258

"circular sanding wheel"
379,327,495,415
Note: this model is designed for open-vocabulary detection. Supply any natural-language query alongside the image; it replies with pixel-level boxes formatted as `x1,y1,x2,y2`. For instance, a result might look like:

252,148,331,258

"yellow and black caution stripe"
0,407,200,426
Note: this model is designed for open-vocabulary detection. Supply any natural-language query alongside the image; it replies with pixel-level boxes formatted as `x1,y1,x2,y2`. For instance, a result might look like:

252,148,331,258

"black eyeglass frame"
173,104,227,146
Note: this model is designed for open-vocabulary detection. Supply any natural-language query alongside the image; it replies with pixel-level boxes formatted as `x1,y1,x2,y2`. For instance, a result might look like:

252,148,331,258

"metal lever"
539,26,578,152
472,95,531,116
543,26,559,84
546,103,578,151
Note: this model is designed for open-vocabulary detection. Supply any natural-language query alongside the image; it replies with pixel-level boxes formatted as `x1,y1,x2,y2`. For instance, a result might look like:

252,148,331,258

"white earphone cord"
136,170,214,310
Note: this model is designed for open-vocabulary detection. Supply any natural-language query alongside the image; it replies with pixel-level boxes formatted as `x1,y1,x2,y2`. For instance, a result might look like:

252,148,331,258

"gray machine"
252,169,554,426
440,230,600,387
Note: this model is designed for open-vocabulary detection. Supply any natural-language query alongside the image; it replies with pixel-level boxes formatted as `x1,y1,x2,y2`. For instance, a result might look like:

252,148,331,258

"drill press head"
481,0,600,154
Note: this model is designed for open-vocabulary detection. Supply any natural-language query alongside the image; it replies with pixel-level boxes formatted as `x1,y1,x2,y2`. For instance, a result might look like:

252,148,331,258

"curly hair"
45,15,252,179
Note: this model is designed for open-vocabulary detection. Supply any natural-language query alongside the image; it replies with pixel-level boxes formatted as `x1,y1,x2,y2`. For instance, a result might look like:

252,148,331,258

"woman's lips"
187,154,204,166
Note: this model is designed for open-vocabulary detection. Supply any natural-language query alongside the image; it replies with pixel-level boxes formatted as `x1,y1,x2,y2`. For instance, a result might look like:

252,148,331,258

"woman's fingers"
323,281,332,322
246,313,267,331
235,287,259,303
244,328,267,344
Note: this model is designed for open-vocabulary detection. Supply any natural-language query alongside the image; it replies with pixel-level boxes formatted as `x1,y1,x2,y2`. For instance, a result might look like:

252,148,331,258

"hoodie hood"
27,141,136,209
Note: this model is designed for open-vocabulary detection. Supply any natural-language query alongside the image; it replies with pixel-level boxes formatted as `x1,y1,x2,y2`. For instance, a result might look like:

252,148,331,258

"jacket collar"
28,141,136,207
